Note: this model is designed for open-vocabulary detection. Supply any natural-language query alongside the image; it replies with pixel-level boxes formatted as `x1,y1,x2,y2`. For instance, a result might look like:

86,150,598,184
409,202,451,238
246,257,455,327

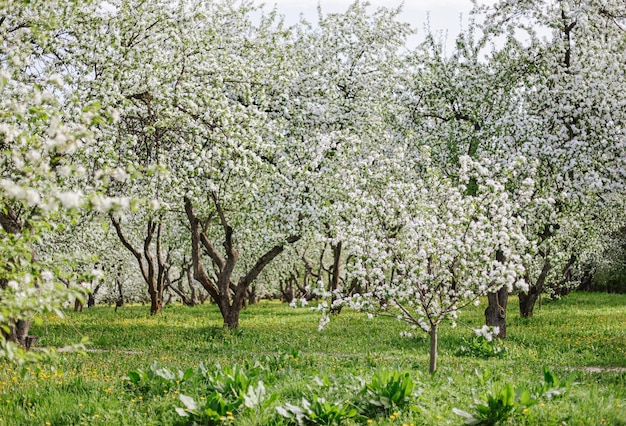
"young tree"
320,151,530,373
403,25,532,336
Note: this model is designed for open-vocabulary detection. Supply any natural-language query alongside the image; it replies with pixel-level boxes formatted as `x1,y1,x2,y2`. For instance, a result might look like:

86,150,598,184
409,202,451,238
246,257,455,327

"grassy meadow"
0,292,624,425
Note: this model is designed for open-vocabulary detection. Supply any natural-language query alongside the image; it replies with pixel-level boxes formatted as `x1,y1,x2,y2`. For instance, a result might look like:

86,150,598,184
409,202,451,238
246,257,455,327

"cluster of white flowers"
474,325,500,342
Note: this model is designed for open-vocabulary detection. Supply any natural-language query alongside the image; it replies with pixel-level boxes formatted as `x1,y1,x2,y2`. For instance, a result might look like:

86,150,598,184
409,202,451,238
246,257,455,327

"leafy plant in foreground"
276,396,359,425
453,382,519,425
453,367,575,425
359,369,418,416
539,366,575,400
177,381,274,425
123,362,193,396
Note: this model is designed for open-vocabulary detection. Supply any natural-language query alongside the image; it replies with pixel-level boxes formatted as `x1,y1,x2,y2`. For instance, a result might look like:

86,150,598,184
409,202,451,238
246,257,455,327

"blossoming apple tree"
478,0,626,317
69,0,314,326
0,0,112,360
320,147,530,373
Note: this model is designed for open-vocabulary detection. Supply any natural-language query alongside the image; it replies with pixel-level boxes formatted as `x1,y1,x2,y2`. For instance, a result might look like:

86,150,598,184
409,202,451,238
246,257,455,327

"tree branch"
184,197,220,301
110,215,151,285
239,235,301,288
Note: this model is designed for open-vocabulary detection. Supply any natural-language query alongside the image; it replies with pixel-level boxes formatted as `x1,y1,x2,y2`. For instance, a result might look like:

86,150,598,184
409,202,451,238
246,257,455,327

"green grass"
0,292,625,425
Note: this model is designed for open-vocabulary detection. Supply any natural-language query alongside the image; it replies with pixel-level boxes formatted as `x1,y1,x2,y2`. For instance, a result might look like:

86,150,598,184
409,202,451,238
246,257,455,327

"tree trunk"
329,241,343,314
0,207,32,344
224,290,246,328
429,323,438,374
149,289,162,315
186,265,199,306
484,250,508,338
247,286,258,305
117,278,125,306
88,282,102,307
184,196,300,329
518,291,539,318
5,319,32,346
111,217,168,316
519,260,552,318
224,310,240,329
485,287,508,338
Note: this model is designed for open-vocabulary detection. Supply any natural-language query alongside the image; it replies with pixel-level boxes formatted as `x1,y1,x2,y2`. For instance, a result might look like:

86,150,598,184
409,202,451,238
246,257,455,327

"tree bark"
185,196,300,328
429,323,438,374
484,250,508,338
485,287,508,338
0,205,33,345
9,320,31,346
519,259,552,318
88,282,102,307
329,241,342,314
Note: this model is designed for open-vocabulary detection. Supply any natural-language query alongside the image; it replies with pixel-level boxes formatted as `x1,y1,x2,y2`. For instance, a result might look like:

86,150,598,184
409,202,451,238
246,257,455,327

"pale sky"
258,0,482,48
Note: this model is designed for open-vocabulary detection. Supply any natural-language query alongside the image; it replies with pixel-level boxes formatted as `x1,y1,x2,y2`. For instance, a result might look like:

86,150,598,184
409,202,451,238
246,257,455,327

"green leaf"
543,366,557,387
501,383,515,407
126,370,141,384
182,367,195,382
518,388,536,407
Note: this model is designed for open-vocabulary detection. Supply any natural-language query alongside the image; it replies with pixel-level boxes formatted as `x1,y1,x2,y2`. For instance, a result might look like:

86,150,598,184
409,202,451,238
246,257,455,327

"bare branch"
239,235,301,288
184,197,220,301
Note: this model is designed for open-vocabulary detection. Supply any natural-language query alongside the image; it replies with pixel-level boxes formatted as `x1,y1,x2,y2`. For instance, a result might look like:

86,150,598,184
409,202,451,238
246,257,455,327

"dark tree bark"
279,276,295,303
185,196,300,328
485,287,508,338
484,250,508,338
115,276,125,311
9,320,31,346
329,241,343,314
88,282,102,307
519,259,552,318
111,216,168,315
247,285,258,306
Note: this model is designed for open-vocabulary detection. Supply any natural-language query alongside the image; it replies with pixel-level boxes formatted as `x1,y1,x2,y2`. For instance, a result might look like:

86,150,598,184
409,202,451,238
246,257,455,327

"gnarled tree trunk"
185,195,300,328
519,259,552,318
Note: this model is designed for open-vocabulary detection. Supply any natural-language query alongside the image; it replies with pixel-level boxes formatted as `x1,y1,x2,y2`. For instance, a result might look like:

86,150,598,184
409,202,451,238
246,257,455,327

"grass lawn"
0,292,624,425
